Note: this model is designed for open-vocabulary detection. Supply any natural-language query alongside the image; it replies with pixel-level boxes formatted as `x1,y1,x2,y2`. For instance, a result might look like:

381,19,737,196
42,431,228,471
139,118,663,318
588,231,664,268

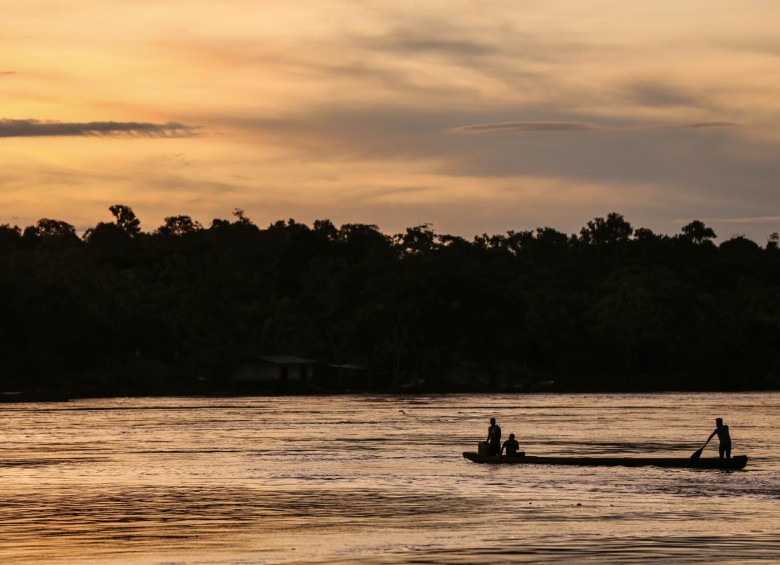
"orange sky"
2,0,780,241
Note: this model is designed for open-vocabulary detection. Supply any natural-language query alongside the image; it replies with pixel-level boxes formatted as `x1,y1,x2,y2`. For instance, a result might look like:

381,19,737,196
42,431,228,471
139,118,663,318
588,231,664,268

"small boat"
462,452,748,469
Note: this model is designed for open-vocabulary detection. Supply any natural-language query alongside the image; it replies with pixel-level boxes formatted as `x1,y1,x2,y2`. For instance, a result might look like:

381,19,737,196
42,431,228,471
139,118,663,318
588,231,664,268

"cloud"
217,102,749,192
683,121,740,129
0,119,197,138
624,81,701,109
698,215,780,224
453,121,740,134
357,32,497,59
455,121,607,133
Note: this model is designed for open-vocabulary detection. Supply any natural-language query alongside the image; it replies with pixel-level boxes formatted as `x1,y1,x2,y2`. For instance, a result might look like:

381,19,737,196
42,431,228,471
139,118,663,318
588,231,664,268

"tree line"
1,206,779,395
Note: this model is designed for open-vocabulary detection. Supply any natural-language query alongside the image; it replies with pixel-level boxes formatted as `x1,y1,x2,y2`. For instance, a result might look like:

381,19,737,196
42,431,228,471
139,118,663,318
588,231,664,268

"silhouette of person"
486,417,501,455
707,417,732,459
501,433,523,457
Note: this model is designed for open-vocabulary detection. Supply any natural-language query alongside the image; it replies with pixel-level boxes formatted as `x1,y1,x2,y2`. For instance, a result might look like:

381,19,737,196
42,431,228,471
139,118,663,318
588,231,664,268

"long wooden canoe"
462,452,748,469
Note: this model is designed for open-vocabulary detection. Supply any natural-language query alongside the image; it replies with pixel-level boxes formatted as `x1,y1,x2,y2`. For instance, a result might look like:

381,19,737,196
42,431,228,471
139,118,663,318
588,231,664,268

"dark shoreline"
3,380,777,403
5,209,780,397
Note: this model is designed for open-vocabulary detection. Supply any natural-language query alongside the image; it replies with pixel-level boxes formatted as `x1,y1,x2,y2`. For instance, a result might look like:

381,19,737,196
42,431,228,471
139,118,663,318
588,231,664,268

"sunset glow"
3,0,780,240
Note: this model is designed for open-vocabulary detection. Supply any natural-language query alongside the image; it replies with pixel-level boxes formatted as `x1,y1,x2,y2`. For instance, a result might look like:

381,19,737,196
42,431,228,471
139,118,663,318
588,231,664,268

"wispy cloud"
624,81,701,109
683,121,739,129
454,121,740,134
455,121,606,133
0,119,197,138
697,215,780,224
357,31,497,59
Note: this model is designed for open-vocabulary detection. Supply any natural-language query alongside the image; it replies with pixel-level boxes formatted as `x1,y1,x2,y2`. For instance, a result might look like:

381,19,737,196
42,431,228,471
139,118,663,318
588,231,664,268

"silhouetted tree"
0,224,21,251
82,222,133,258
22,218,79,246
313,219,338,241
720,235,761,255
633,227,658,241
210,218,231,229
1,207,778,394
26,218,77,238
680,220,717,244
156,215,203,236
396,224,438,256
109,204,141,237
580,212,633,245
232,208,253,225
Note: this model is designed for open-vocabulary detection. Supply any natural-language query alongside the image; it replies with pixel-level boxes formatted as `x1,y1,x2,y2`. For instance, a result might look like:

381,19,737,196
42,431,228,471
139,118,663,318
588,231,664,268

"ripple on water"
0,393,777,563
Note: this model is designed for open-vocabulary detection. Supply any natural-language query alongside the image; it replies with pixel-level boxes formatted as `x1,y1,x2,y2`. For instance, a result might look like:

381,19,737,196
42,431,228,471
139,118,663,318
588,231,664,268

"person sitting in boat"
501,433,524,457
707,417,732,459
487,417,502,455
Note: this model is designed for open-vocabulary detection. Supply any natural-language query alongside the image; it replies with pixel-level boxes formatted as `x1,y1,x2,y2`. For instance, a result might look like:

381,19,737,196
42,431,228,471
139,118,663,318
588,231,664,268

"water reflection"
0,393,778,563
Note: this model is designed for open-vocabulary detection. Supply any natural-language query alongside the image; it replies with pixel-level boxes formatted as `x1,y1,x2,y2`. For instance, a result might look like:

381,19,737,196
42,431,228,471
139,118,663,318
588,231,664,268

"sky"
2,0,780,242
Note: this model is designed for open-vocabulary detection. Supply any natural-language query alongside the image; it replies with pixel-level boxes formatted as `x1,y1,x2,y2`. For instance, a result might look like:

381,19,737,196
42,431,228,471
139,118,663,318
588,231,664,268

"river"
0,393,777,563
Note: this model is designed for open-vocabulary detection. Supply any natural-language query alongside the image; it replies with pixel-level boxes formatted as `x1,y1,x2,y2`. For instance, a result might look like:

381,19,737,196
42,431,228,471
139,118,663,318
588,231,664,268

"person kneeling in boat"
707,417,732,459
501,433,525,457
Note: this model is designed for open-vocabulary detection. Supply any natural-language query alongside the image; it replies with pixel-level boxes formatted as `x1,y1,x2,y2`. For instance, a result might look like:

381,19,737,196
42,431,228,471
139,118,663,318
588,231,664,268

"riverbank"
3,370,778,403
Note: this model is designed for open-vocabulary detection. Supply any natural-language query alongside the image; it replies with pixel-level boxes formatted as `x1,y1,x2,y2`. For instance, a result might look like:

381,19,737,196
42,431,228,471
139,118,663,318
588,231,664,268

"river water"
0,393,777,563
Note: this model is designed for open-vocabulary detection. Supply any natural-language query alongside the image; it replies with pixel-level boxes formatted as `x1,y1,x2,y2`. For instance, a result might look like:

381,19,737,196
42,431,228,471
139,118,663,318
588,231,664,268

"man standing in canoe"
487,417,501,455
707,417,732,459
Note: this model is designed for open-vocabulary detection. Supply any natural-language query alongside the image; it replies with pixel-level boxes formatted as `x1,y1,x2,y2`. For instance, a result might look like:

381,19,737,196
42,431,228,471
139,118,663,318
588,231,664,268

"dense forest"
1,205,780,397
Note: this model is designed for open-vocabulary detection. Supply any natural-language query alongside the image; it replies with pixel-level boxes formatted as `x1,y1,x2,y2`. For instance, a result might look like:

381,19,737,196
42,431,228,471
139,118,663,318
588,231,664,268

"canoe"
462,452,748,469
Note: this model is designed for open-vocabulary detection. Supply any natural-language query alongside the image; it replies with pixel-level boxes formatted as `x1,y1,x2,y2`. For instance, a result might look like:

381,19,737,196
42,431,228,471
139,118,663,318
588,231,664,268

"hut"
232,355,317,384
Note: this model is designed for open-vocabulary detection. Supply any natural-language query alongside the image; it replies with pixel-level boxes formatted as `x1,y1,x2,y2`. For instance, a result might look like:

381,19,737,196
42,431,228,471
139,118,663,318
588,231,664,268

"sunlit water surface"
0,393,778,563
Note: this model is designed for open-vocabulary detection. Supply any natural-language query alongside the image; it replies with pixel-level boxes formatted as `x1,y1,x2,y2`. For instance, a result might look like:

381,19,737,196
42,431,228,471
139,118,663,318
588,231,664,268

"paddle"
690,437,711,460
